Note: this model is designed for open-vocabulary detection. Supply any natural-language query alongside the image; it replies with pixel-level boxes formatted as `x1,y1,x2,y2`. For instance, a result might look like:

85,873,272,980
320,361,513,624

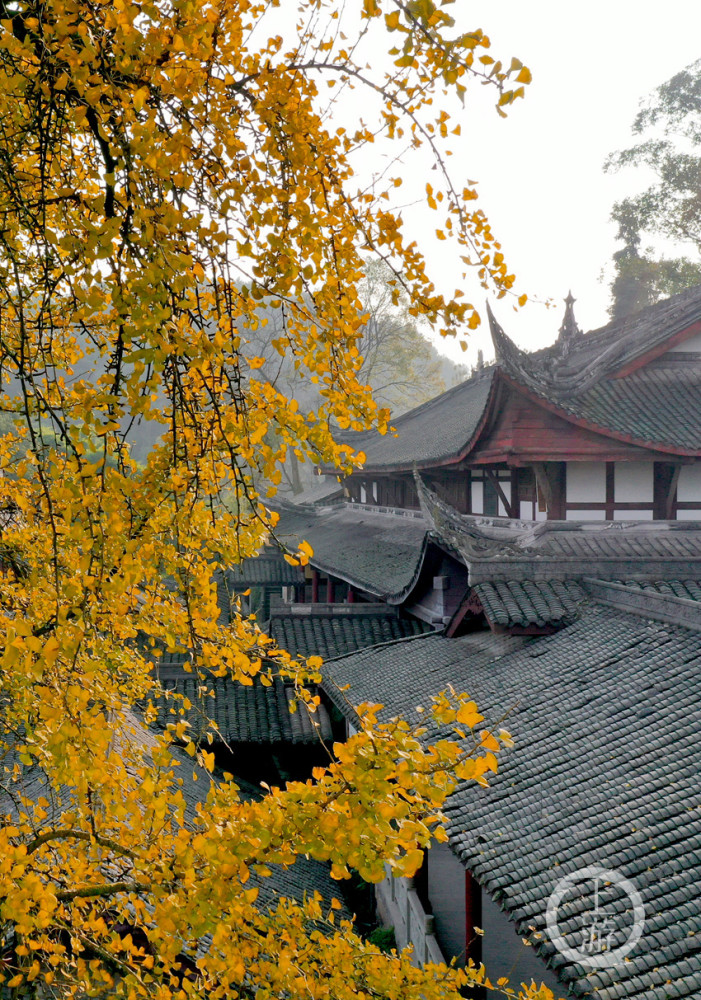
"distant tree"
605,58,701,318
246,266,467,495
356,262,466,415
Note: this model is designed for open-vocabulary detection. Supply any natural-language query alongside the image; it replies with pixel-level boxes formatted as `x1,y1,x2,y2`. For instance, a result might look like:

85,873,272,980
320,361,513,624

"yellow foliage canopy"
0,0,553,997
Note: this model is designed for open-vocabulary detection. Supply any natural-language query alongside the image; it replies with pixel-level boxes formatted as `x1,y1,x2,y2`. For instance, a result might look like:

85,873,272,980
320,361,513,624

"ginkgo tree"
0,0,552,997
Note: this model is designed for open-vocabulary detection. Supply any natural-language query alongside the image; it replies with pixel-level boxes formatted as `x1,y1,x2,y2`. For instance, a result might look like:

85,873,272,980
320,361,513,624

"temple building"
264,286,701,1000
336,287,701,522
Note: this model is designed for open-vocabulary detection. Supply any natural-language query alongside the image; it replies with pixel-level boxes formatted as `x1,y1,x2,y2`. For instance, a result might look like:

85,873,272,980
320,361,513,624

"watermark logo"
545,866,645,969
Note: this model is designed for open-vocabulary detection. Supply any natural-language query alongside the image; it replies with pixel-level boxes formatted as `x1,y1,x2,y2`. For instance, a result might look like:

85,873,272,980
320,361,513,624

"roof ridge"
321,629,440,723
583,577,701,632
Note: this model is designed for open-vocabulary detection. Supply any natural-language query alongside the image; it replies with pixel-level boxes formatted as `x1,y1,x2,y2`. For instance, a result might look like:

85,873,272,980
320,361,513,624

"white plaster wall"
667,331,701,352
498,496,508,517
566,509,606,520
471,480,483,515
359,485,367,503
612,509,653,521
481,890,562,996
566,462,606,502
677,464,701,501
427,842,467,965
615,462,653,502
675,509,701,521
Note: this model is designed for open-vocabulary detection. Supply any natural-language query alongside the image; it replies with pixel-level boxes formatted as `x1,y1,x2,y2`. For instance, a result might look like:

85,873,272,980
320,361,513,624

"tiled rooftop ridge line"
488,283,701,396
416,474,701,582
583,578,701,632
269,600,402,618
274,498,427,521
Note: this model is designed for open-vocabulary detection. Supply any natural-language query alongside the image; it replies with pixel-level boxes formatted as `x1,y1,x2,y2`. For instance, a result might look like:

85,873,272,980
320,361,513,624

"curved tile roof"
337,284,701,473
554,364,701,453
323,607,701,1000
152,674,333,745
337,369,494,472
473,579,585,629
272,501,429,602
226,555,302,588
268,605,432,660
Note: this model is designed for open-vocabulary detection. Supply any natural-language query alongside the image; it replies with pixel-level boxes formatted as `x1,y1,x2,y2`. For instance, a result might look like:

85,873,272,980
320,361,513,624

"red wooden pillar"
311,569,319,603
547,462,566,520
509,468,520,519
326,576,334,603
347,585,355,603
465,869,483,968
654,462,680,520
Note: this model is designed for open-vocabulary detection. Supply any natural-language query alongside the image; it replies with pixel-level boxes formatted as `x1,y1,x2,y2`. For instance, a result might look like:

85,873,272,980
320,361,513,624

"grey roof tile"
620,580,701,602
151,673,333,745
545,366,701,454
272,501,429,601
226,554,301,588
473,579,585,629
336,368,495,472
323,605,701,1000
268,606,432,660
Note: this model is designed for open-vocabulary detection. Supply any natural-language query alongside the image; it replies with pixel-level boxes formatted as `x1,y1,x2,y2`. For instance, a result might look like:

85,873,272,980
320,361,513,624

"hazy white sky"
392,1,701,367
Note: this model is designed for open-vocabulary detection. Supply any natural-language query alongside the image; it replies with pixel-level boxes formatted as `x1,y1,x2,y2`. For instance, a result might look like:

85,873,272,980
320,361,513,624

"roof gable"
338,285,701,472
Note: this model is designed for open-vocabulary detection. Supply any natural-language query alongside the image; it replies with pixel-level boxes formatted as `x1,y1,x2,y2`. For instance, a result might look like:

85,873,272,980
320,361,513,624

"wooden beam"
532,461,565,519
532,462,552,512
484,468,513,518
666,464,682,520
445,590,484,638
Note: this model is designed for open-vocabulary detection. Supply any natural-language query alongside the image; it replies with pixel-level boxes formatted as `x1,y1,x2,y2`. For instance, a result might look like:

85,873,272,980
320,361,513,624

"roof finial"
558,291,581,351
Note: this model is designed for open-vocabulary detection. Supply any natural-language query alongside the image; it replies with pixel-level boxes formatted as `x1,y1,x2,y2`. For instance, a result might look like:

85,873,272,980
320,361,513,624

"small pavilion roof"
267,601,432,661
272,500,430,603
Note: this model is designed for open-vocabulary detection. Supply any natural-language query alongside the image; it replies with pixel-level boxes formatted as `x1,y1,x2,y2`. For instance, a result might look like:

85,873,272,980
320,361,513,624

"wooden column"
311,569,319,603
509,468,520,519
347,585,355,603
654,462,681,520
326,576,334,603
465,869,483,968
534,461,566,520
605,461,615,519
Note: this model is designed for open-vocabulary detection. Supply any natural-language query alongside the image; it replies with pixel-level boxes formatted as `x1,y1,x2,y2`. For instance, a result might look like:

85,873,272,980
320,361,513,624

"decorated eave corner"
252,283,701,1000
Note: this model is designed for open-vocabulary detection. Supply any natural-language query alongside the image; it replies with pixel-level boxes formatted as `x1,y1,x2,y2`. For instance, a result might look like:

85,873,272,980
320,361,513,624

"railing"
376,866,444,966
